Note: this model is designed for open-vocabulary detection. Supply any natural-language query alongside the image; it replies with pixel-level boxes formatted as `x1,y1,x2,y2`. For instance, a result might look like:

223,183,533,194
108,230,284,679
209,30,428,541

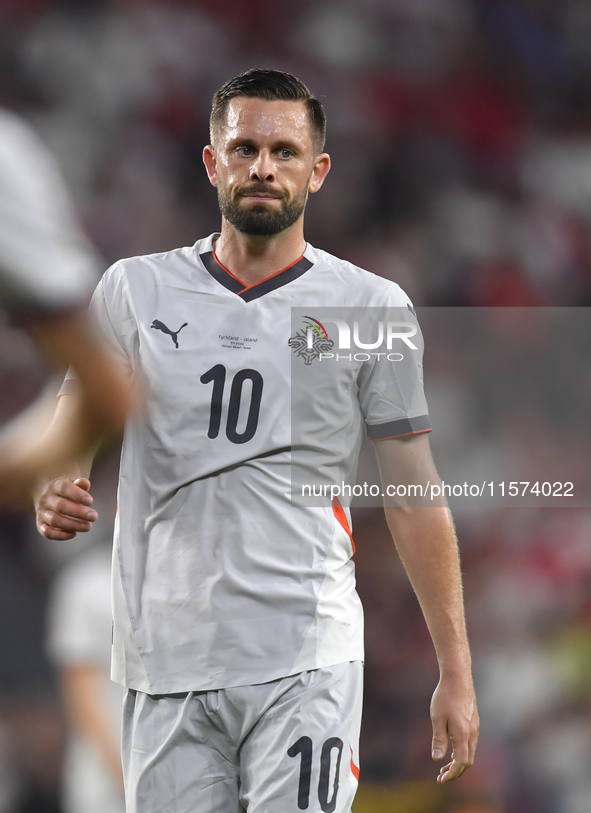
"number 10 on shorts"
288,736,345,812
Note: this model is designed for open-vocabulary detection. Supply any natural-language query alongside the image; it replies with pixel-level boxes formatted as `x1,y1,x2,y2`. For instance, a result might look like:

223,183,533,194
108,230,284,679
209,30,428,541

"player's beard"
218,183,308,236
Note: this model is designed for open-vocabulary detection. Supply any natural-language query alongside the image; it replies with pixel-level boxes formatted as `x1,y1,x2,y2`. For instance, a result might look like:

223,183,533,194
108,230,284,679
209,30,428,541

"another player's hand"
430,671,479,784
35,477,98,540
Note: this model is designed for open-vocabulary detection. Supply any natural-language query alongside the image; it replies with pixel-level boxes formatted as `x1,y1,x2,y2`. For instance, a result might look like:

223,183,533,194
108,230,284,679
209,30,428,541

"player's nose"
249,150,275,182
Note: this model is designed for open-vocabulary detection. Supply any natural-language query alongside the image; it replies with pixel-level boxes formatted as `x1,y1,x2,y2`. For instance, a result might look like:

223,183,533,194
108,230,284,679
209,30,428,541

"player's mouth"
240,192,280,200
238,187,284,203
241,197,281,206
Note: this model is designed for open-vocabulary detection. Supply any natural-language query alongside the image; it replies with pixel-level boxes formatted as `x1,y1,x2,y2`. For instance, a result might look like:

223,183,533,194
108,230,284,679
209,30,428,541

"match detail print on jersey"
200,250,314,301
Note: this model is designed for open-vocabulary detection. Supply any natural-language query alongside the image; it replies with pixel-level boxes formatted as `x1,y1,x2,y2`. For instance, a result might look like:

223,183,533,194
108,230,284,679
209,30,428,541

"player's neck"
213,222,307,287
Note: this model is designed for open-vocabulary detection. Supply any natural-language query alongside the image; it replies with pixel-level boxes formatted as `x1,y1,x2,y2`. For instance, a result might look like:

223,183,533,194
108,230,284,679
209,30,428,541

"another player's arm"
0,307,130,505
61,663,124,789
29,307,131,436
373,433,479,784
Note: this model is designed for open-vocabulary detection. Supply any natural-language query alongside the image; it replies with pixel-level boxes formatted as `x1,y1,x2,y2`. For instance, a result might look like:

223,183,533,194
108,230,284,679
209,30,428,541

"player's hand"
35,477,98,540
430,671,479,784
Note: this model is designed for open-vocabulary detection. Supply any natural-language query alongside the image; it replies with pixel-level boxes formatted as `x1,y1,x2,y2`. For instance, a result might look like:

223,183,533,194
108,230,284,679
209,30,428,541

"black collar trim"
200,251,313,301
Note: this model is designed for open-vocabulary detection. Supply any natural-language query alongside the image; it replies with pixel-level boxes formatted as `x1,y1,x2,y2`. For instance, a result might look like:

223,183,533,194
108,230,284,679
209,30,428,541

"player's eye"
279,149,293,159
238,146,254,157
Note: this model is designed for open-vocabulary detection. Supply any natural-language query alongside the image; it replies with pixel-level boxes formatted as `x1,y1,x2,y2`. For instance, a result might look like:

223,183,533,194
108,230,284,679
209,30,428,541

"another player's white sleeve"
357,287,431,440
0,109,100,313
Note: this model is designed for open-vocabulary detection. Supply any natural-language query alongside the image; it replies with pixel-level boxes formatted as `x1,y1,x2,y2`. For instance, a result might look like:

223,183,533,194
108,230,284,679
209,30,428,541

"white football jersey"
82,234,430,693
0,108,99,313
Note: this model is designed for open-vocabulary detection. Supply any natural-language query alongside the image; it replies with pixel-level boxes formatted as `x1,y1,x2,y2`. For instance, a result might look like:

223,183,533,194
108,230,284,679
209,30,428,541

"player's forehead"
220,97,313,149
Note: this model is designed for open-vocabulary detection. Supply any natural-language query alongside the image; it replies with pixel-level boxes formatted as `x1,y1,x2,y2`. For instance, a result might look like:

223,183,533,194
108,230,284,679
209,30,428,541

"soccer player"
0,107,130,503
35,70,479,812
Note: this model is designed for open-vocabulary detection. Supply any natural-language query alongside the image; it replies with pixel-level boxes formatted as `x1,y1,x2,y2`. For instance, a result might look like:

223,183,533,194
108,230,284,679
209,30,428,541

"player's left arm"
374,433,479,784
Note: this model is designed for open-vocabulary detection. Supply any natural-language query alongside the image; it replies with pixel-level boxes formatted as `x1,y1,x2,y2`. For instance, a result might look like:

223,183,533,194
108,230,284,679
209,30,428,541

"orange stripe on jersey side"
332,496,356,555
350,746,360,781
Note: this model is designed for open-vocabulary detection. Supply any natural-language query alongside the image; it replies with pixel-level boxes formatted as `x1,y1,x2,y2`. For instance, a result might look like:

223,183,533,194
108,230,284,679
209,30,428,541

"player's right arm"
34,392,100,541
32,264,134,533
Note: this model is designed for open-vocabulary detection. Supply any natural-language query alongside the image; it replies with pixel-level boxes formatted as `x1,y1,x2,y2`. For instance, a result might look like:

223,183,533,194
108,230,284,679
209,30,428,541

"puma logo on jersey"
151,319,188,348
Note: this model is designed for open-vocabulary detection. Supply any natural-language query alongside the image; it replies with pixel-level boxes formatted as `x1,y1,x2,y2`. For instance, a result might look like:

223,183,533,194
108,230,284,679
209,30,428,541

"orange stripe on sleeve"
370,427,432,441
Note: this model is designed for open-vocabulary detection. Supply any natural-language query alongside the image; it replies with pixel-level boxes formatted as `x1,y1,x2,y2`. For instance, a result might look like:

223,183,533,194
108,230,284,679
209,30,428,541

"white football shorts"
121,661,363,813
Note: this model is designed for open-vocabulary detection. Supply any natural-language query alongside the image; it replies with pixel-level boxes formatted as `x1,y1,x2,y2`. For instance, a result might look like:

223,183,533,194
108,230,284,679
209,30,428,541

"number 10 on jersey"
200,364,263,444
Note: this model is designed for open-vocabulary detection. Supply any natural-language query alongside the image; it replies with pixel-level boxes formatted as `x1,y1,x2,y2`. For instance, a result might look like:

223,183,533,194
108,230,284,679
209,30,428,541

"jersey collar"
199,235,314,302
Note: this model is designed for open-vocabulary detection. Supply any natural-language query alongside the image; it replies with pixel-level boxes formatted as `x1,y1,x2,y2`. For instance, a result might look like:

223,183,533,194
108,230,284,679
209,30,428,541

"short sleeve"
357,292,431,441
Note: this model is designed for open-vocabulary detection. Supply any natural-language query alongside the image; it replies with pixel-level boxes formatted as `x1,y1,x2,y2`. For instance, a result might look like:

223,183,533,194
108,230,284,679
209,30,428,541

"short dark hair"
210,69,327,153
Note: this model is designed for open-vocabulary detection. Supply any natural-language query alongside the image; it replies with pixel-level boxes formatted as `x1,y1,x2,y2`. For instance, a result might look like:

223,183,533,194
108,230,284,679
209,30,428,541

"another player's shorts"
121,661,363,813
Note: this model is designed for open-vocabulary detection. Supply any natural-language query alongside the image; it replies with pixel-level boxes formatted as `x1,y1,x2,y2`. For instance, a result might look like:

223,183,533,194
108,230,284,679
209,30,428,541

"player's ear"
203,145,218,187
309,153,331,194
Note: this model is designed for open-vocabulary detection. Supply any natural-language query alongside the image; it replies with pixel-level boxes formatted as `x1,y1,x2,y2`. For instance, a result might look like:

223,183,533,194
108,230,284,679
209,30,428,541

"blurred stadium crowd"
1,1,591,812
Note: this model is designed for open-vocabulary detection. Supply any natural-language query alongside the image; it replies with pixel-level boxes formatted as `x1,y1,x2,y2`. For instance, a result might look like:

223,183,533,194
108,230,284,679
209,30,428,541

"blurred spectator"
47,540,124,813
